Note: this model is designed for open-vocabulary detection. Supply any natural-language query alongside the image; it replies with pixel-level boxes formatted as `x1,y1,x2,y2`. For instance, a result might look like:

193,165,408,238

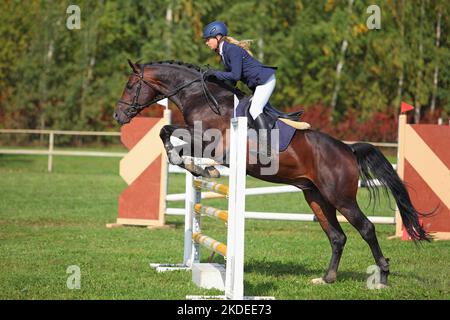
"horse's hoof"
185,162,211,178
310,278,328,285
185,162,202,175
205,166,220,178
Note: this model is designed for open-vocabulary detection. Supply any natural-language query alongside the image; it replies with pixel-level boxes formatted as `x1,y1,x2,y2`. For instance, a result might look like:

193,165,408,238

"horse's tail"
349,142,431,242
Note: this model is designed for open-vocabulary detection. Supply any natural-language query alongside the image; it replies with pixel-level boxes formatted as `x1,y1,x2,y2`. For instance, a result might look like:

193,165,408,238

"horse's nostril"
113,112,118,120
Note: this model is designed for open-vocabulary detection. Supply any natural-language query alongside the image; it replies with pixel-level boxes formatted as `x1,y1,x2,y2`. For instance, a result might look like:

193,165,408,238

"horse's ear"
127,59,139,73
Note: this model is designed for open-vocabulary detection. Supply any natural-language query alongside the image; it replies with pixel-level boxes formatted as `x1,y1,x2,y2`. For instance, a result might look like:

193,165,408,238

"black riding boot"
254,113,272,158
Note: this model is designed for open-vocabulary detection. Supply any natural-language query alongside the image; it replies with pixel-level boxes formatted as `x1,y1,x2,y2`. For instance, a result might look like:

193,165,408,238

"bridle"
118,64,220,118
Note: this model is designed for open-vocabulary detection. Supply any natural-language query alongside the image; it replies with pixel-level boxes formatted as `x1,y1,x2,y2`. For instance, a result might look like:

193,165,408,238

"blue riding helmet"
203,21,228,39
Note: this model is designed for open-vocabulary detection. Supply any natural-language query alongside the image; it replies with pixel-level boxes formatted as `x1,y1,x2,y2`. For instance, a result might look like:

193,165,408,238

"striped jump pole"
194,179,229,196
192,232,227,257
194,204,228,223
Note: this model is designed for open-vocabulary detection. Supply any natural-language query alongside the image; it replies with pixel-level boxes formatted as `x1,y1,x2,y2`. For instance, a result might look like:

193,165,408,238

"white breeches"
249,74,276,119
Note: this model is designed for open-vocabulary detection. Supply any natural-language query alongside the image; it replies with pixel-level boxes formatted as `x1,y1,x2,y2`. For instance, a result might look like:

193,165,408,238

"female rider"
203,21,277,157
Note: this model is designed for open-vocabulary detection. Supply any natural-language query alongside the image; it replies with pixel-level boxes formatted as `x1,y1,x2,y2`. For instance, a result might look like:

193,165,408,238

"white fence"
0,128,397,173
1,128,397,225
0,129,123,172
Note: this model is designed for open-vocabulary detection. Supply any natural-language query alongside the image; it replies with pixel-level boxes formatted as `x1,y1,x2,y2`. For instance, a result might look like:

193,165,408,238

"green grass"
0,153,449,299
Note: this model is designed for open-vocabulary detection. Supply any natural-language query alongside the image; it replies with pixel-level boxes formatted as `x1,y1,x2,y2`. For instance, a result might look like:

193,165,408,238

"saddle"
235,96,304,130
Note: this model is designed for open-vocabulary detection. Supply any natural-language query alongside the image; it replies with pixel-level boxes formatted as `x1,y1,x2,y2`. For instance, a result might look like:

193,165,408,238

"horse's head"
114,59,237,126
114,60,162,125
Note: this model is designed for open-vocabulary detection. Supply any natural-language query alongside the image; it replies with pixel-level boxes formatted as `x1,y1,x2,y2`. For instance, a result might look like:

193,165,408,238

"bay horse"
114,60,430,288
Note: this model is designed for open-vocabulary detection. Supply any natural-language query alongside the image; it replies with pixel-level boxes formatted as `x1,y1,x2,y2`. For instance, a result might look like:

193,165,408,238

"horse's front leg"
160,125,185,166
159,125,220,178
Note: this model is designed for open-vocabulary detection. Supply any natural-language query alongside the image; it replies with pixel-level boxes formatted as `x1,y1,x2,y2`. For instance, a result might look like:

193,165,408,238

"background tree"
0,0,448,141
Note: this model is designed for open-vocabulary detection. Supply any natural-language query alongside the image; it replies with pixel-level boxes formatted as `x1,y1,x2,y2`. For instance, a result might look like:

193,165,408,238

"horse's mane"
142,60,203,72
141,60,246,97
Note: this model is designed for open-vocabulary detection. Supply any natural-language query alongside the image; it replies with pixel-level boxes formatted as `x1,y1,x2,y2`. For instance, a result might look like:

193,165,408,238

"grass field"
0,153,449,300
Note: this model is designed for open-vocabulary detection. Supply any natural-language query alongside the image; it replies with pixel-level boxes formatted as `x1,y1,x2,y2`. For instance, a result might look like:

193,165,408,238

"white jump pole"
184,171,200,266
224,116,247,300
149,98,197,272
187,97,274,300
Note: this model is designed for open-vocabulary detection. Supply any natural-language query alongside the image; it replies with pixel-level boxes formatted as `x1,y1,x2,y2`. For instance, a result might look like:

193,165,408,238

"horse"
114,59,430,288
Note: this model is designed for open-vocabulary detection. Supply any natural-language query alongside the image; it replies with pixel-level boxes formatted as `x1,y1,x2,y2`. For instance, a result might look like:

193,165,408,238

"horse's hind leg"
310,147,390,288
303,188,347,284
337,201,390,288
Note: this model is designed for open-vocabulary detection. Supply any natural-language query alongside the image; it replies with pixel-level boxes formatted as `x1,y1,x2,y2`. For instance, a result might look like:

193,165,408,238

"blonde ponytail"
223,36,254,57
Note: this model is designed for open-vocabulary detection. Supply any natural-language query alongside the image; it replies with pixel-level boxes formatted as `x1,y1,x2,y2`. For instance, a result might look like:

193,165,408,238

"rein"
118,65,220,117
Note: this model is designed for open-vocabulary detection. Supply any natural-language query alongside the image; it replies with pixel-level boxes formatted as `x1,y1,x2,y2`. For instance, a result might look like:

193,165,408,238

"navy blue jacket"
213,41,276,91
